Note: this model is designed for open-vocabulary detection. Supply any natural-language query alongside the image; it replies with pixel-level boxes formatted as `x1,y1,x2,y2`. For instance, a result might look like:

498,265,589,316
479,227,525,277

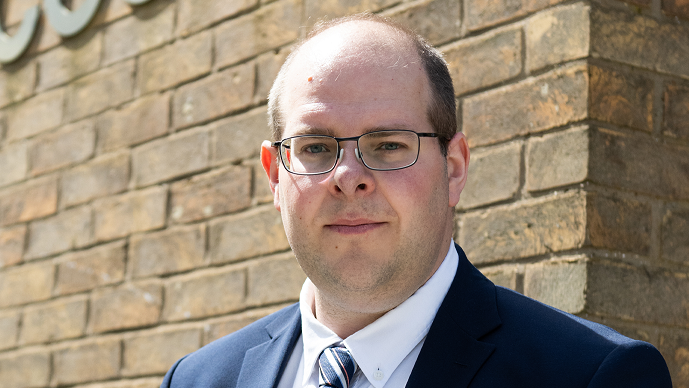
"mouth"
324,219,386,235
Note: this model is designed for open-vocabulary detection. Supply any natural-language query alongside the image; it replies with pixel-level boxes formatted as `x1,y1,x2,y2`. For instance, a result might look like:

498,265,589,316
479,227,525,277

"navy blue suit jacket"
161,245,672,387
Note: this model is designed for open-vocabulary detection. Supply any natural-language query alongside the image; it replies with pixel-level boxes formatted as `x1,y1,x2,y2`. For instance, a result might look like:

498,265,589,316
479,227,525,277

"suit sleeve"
586,341,672,387
160,356,187,388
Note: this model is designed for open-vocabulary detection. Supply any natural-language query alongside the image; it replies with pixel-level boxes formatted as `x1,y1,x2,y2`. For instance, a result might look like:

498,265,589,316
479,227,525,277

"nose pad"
337,148,363,164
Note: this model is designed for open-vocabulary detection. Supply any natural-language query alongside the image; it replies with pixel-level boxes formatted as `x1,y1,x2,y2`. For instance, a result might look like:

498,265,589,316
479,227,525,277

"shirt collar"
299,242,459,388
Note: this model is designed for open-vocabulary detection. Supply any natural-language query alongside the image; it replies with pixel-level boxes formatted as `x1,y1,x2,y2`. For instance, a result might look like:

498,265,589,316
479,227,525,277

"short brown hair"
267,13,456,155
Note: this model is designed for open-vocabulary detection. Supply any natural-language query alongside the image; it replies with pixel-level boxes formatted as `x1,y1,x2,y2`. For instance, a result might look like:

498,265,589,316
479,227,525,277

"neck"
313,292,389,339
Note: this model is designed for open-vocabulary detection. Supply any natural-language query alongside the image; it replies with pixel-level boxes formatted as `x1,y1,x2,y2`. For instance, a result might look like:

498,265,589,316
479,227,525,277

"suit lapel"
236,305,302,388
406,244,501,388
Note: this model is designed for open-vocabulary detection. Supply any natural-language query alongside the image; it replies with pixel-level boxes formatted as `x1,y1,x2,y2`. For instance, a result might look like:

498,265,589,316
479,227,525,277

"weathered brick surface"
93,186,167,242
4,0,40,26
129,224,206,278
459,192,586,264
103,0,175,65
20,295,88,344
163,266,245,321
443,26,522,96
25,205,93,260
526,126,588,191
0,310,19,350
524,256,587,314
385,0,461,46
53,338,121,385
526,3,590,72
457,141,520,209
36,31,102,91
663,0,689,20
463,64,588,147
72,377,163,388
55,241,126,295
172,62,255,129
304,0,397,23
138,30,212,94
65,60,135,120
215,0,301,68
0,140,27,188
0,261,54,307
132,128,210,187
212,106,271,164
662,204,689,265
90,282,162,333
96,93,170,153
0,60,35,109
250,159,275,204
0,350,50,388
203,306,283,344
5,88,64,141
589,65,653,132
209,205,290,264
170,166,251,224
591,6,689,79
29,119,96,176
587,193,651,255
664,82,689,141
465,0,565,31
247,253,305,306
177,0,258,36
0,224,25,268
0,175,57,226
255,49,290,103
479,264,520,291
122,328,201,376
61,151,130,207
658,330,689,388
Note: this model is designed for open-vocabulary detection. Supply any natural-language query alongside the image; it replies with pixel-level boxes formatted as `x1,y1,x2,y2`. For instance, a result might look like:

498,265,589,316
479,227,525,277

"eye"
303,144,330,154
377,142,404,151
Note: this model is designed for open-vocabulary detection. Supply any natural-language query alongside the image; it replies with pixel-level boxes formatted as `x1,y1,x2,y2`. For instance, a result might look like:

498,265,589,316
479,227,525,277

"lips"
325,219,385,235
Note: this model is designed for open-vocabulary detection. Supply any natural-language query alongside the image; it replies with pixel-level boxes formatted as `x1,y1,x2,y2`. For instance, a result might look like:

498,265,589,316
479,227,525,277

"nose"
328,143,375,196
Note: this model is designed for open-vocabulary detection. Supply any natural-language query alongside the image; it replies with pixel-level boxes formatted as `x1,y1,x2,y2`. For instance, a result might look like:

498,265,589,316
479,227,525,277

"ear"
261,140,281,211
445,132,470,208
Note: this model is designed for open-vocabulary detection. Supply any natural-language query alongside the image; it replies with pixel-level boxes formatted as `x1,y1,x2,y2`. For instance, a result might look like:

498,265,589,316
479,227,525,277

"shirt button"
373,370,384,380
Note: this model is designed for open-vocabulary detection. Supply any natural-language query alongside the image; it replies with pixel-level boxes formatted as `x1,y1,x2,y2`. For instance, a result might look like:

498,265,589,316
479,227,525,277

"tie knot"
318,345,357,388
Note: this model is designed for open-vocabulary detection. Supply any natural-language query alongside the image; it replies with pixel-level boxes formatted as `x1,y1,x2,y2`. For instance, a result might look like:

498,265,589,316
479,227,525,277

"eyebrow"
289,124,414,138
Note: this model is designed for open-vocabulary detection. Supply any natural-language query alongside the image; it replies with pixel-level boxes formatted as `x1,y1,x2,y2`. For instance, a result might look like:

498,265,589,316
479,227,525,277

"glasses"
271,130,440,175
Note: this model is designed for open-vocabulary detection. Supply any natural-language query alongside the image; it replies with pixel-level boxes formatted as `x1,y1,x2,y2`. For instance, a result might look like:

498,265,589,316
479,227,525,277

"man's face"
262,23,469,317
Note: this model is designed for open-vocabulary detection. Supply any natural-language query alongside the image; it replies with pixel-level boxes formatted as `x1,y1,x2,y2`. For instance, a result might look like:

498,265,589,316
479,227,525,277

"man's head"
261,15,470,332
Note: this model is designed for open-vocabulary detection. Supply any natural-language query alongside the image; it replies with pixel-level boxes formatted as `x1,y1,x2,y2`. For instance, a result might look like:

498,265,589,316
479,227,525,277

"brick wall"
0,0,686,386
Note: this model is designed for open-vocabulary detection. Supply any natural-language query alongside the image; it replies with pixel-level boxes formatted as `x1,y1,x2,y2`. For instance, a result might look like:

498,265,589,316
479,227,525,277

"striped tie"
318,345,357,388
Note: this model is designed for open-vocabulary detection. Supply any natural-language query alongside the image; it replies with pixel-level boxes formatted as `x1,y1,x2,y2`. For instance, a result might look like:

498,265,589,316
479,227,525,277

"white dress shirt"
277,242,459,388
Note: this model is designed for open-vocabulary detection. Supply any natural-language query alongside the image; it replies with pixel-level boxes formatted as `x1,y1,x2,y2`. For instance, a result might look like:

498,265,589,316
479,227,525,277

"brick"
33,17,62,54
663,0,689,20
163,266,245,321
53,338,121,385
589,65,653,132
526,126,588,191
90,282,162,333
591,6,689,79
0,140,28,188
587,193,651,255
524,256,587,314
466,0,565,30
138,30,212,93
0,175,57,226
589,127,689,200
0,350,50,388
247,253,305,306
100,0,134,23
5,88,64,141
255,49,290,103
209,205,290,264
457,142,520,209
215,0,304,68
203,307,281,344
0,225,25,268
66,60,135,121
463,64,588,147
4,0,40,26
177,0,258,36
212,106,271,164
61,151,130,207
304,0,398,24
0,261,54,307
0,60,35,108
662,204,689,265
664,83,689,141
132,128,210,187
29,120,96,176
0,310,19,350
385,0,461,46
172,62,255,129
36,30,102,91
130,224,206,278
459,192,586,264
122,328,201,376
479,265,520,292
20,295,87,344
25,205,93,260
72,377,163,388
587,260,689,328
103,1,175,65
170,166,251,224
250,159,275,204
526,3,590,72
444,26,522,96
55,241,126,295
93,186,167,242
96,93,170,153
658,330,689,388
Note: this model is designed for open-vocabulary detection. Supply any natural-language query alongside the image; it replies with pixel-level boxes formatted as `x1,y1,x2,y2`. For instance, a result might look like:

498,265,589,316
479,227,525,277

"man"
161,14,672,388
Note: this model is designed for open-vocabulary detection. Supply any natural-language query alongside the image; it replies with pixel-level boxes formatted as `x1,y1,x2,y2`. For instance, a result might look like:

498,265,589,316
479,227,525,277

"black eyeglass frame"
271,129,440,175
